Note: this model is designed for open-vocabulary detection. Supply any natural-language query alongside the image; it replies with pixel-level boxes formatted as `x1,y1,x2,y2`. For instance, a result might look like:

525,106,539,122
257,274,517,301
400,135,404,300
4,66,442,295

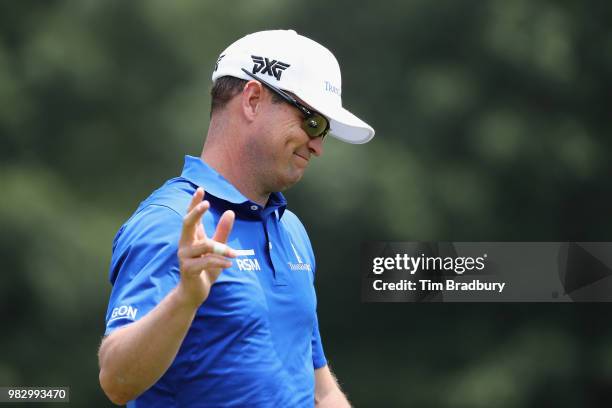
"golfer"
98,29,374,407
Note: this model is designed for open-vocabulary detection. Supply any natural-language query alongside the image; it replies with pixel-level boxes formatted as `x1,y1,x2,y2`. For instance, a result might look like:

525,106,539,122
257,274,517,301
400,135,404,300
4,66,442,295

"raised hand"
177,187,237,307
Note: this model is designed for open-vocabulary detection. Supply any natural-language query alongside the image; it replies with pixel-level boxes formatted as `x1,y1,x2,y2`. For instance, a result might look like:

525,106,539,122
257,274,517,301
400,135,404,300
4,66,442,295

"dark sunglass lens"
303,113,328,138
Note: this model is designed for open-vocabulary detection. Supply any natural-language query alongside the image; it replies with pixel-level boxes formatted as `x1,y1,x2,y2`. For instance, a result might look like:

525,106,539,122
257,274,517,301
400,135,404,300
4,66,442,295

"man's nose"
307,136,324,157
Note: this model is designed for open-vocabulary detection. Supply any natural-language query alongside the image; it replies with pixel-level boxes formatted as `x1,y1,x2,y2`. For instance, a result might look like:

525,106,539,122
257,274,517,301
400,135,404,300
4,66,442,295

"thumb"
212,210,235,243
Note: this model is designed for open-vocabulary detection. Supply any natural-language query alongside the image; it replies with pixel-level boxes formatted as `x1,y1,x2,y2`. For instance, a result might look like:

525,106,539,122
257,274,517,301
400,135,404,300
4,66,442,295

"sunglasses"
241,68,330,139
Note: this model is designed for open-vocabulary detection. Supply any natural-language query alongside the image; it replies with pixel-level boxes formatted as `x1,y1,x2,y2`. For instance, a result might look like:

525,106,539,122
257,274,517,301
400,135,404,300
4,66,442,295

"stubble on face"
244,104,311,194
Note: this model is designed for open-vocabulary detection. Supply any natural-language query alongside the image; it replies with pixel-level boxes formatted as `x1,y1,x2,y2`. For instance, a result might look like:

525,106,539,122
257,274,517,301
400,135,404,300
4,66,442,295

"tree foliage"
1,1,611,406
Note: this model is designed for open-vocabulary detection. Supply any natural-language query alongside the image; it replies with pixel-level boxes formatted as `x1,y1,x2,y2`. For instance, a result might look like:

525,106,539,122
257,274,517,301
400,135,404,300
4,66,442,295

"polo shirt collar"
180,155,287,218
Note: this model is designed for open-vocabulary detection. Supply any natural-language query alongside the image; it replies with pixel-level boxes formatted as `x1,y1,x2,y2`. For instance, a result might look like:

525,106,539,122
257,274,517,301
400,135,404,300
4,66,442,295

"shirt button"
269,242,273,250
250,205,258,211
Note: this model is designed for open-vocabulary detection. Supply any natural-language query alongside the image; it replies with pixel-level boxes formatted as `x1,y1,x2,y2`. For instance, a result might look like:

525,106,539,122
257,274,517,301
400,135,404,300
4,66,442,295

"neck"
201,117,270,207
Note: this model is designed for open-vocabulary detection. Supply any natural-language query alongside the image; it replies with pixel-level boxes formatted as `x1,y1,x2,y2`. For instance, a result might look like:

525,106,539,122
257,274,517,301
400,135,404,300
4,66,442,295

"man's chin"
275,170,304,192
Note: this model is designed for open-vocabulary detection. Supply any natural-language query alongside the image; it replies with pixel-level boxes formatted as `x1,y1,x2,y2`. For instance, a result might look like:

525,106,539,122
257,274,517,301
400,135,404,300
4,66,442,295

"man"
98,29,374,407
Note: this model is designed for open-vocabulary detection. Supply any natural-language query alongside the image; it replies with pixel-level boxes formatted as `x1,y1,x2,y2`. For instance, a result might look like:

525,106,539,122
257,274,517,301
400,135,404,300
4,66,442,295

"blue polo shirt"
104,156,327,407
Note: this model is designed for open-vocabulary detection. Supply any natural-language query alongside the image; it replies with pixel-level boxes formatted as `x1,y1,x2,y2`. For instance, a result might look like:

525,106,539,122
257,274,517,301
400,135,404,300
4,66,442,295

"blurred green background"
1,0,611,406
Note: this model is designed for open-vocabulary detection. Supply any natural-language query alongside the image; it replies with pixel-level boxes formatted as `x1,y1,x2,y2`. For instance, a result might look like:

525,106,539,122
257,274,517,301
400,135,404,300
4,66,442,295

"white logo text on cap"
324,81,341,96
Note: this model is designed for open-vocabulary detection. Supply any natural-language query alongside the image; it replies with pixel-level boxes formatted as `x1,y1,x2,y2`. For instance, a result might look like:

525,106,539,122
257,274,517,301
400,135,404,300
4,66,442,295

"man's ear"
241,81,264,122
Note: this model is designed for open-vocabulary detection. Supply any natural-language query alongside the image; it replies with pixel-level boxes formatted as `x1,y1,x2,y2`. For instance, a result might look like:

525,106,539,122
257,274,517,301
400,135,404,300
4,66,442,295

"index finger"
187,187,204,213
180,188,208,246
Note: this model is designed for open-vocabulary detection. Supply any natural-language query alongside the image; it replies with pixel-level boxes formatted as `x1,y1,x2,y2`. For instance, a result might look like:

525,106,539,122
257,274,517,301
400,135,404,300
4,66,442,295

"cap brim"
326,106,375,144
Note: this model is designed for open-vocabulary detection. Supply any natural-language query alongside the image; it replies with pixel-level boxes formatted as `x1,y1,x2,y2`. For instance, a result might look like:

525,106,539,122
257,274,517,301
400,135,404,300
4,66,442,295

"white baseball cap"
212,30,375,144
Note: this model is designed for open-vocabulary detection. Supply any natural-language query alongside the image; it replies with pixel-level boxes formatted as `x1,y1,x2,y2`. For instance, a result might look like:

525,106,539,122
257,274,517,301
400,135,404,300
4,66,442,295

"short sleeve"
281,210,327,369
311,312,327,369
104,204,183,336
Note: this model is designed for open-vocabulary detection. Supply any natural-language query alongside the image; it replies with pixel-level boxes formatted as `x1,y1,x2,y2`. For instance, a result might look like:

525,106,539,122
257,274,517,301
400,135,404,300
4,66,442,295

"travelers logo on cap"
251,55,290,80
324,80,341,96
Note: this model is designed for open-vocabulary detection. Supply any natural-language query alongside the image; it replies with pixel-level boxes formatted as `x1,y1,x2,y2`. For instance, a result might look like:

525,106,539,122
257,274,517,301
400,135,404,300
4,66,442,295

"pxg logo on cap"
251,55,291,80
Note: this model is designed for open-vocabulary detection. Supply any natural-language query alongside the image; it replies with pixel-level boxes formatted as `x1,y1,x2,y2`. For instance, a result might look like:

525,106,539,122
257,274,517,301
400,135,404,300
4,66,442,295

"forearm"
98,283,198,405
315,388,352,407
315,365,351,407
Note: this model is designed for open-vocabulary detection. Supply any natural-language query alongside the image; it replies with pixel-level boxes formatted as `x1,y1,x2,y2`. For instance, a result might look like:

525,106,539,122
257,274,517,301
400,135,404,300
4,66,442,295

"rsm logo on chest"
233,248,261,271
236,258,261,271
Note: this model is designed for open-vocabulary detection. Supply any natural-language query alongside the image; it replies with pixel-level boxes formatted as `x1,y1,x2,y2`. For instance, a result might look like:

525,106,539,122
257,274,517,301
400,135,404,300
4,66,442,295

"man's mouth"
293,152,310,163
